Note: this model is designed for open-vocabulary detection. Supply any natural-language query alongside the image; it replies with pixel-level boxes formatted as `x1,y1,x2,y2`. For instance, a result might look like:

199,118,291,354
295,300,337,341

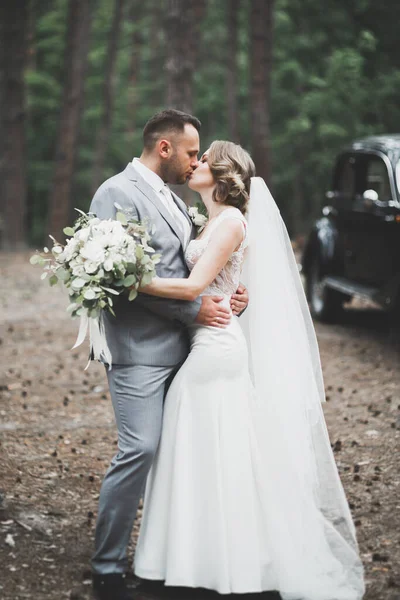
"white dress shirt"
132,158,191,248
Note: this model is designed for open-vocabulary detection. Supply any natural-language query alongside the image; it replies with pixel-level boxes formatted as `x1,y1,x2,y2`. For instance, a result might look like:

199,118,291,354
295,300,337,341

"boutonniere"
187,206,208,233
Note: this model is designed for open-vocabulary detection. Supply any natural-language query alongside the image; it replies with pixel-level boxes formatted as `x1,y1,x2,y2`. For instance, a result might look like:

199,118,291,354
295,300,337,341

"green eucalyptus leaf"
123,274,136,287
71,277,86,290
83,288,97,300
126,261,137,272
141,273,153,286
101,286,120,295
116,211,128,225
56,267,69,281
129,288,138,301
63,226,75,236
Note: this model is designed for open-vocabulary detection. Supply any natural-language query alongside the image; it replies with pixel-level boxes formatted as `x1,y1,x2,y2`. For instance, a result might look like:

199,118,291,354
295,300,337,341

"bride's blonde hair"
207,141,256,215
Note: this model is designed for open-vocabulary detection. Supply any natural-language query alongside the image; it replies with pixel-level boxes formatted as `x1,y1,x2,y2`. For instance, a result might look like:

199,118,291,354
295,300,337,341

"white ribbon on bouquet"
71,312,112,370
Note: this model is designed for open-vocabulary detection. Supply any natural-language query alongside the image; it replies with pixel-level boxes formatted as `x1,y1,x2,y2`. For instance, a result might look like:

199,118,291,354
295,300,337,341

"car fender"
302,216,339,276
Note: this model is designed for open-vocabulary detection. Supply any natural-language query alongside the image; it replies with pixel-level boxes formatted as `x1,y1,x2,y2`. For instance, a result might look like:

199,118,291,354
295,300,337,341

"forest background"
1,0,400,249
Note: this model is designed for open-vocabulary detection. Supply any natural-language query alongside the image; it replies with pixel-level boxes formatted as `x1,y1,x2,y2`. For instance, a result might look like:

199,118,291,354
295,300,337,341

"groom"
89,109,248,600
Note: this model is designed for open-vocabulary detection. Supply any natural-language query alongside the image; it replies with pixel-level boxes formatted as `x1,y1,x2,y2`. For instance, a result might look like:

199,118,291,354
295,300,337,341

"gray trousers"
91,363,180,574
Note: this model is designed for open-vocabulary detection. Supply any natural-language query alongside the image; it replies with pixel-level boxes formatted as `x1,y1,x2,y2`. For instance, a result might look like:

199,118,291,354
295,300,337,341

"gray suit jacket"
89,163,201,366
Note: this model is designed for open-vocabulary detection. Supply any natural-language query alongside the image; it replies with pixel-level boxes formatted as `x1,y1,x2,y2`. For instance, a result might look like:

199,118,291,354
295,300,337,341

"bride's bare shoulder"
210,215,246,251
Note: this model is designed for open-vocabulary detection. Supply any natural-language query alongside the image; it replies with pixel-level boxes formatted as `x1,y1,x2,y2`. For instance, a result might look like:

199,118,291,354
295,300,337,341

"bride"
134,141,365,600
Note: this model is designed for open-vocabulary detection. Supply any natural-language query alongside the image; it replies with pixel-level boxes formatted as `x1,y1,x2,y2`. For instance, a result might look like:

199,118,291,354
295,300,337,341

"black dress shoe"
93,573,135,600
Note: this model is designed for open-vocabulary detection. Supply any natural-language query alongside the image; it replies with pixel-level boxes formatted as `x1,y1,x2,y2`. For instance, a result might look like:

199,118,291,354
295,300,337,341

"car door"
343,151,399,287
329,152,357,278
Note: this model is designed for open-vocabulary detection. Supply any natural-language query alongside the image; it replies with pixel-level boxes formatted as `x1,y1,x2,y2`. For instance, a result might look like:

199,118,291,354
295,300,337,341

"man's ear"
158,138,172,159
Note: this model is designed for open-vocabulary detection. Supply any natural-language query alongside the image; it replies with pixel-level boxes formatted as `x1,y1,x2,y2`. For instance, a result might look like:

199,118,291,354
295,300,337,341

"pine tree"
0,0,29,249
91,0,125,193
47,0,93,241
250,0,274,183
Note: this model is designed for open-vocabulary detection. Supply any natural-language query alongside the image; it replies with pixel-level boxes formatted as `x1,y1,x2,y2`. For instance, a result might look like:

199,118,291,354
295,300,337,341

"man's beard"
160,157,187,185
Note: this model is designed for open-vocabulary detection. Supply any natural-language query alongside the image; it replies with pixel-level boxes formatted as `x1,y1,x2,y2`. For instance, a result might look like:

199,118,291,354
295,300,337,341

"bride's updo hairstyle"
207,141,256,215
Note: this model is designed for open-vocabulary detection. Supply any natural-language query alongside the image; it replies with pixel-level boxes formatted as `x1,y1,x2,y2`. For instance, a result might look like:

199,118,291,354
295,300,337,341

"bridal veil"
240,177,365,599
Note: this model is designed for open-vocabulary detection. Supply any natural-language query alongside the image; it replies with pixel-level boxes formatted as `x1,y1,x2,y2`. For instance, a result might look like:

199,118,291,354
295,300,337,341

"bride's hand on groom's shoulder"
231,284,248,316
195,296,231,328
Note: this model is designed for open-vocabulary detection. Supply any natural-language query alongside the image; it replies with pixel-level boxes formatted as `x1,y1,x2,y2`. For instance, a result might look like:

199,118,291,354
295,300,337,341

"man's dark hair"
143,109,201,151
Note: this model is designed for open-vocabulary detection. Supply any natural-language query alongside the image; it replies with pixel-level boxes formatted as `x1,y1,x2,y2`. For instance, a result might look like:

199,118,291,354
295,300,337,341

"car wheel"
306,256,346,322
388,292,400,348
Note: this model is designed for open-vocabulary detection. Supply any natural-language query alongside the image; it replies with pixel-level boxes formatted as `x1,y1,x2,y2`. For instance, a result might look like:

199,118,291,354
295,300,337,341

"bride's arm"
141,219,244,301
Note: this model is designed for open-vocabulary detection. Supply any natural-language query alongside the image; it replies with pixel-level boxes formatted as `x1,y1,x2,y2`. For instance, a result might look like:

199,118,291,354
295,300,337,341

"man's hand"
195,296,231,328
230,284,248,316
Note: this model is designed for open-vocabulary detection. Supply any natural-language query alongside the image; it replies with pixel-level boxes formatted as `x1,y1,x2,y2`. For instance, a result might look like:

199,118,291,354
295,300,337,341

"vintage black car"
301,135,400,321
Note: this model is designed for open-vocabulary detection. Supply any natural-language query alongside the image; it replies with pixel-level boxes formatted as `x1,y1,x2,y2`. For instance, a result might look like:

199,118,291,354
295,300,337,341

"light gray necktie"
160,185,185,239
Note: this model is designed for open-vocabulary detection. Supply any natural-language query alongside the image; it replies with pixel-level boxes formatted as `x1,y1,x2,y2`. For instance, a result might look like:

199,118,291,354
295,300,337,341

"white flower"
71,264,85,277
188,206,208,231
84,260,99,274
63,237,79,261
76,227,91,243
103,258,114,272
80,240,105,264
92,220,126,249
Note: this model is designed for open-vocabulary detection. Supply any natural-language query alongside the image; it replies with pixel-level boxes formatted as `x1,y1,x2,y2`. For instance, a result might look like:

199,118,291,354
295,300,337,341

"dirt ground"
0,251,399,600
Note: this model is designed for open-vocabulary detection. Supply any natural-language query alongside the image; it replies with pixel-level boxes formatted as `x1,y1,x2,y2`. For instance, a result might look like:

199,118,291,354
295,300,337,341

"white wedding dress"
134,207,364,599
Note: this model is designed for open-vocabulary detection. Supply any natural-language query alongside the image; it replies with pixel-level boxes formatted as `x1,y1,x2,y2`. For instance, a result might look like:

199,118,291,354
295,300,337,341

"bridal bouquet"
30,207,161,367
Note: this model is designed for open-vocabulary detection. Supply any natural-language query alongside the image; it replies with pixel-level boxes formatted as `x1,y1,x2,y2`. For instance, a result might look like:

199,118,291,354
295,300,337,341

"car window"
335,155,356,200
360,155,392,201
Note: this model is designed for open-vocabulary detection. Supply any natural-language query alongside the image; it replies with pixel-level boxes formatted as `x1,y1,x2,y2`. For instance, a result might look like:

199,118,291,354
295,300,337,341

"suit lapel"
124,163,186,248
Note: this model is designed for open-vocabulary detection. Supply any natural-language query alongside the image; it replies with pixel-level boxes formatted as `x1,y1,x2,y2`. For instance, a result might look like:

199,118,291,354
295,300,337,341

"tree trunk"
27,0,37,71
91,0,125,193
226,0,240,143
0,1,28,250
47,0,92,242
164,0,206,203
250,0,274,183
126,0,143,144
190,0,207,76
165,0,195,113
149,0,164,88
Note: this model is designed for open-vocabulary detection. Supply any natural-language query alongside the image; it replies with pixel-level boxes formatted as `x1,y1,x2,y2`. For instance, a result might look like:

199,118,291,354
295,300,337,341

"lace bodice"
185,207,248,297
